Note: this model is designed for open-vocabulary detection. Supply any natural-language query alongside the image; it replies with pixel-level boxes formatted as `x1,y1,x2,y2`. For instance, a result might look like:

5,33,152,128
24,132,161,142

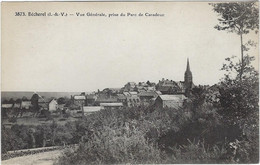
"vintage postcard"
1,1,259,164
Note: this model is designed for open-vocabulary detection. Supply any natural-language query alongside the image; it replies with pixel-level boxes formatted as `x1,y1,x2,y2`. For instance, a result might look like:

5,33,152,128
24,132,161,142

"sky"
2,2,259,92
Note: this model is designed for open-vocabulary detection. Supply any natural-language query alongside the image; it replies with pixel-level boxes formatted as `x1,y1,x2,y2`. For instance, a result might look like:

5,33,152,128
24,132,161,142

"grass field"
2,113,79,128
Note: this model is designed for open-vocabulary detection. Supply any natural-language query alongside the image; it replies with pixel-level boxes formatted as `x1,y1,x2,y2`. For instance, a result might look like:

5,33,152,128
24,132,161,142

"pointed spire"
186,58,190,72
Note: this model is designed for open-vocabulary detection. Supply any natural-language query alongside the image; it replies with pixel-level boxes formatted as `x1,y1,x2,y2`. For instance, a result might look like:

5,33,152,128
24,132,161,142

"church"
156,58,194,96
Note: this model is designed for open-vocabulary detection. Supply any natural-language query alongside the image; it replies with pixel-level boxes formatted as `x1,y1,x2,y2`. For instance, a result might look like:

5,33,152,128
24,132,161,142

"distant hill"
1,92,91,101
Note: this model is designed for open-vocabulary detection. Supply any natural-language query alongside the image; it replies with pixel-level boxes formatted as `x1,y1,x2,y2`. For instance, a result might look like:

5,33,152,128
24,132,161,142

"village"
1,2,258,164
1,59,196,125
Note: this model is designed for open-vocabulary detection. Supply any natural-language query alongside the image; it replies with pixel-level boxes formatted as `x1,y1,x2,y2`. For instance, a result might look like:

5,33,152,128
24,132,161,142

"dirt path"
2,150,63,165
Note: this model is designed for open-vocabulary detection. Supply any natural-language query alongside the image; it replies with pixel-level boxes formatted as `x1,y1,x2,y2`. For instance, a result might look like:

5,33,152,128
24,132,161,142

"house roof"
129,91,138,95
95,97,118,103
176,81,185,90
83,106,102,112
117,94,126,99
14,103,21,108
21,101,31,108
128,82,136,86
126,95,139,99
2,104,13,108
108,88,122,91
86,94,97,100
123,92,131,96
74,95,86,100
159,94,186,101
49,99,58,104
39,102,48,109
100,103,123,107
58,104,65,108
138,91,158,97
38,97,52,103
157,86,172,92
137,89,147,93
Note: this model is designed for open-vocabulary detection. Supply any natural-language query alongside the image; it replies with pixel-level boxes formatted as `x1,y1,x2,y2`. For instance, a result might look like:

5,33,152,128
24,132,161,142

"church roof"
185,58,192,75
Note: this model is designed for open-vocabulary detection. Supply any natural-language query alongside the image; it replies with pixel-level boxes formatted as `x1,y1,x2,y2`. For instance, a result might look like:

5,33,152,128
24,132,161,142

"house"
157,80,184,94
135,81,156,92
1,103,13,109
86,94,97,106
156,59,195,96
73,95,86,106
117,94,127,106
124,82,136,91
102,88,122,96
13,103,21,109
157,86,175,94
138,91,159,101
100,103,123,109
21,101,32,110
126,95,141,107
147,86,156,91
155,94,187,109
83,106,102,115
94,96,118,106
137,91,159,106
49,99,58,112
38,97,51,110
58,104,66,111
129,91,138,96
123,92,131,97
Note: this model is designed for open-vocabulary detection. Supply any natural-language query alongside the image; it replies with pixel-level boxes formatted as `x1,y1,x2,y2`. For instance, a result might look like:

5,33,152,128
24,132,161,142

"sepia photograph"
1,1,259,164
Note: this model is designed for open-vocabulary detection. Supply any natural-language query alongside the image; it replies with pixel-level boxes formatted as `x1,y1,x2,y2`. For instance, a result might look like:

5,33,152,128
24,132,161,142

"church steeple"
186,58,191,72
184,58,193,91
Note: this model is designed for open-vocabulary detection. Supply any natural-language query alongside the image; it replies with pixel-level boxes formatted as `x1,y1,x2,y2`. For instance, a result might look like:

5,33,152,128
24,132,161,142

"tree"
2,100,8,104
146,80,151,86
218,56,258,127
58,97,66,104
15,98,22,103
31,94,39,114
210,2,259,80
217,55,259,162
8,98,15,104
22,96,29,101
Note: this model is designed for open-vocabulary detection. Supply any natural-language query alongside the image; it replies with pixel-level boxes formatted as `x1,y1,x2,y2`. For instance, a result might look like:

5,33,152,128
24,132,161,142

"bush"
166,139,228,163
55,125,165,165
8,117,17,123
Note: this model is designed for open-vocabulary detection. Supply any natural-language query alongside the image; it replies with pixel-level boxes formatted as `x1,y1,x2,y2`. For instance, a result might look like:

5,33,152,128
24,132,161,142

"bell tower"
184,58,193,90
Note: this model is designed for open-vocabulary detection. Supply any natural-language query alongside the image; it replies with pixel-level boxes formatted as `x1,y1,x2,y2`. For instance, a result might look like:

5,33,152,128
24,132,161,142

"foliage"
2,57,258,164
31,94,39,112
210,2,259,34
57,126,165,165
2,99,9,104
218,56,258,127
2,125,30,153
55,105,231,164
8,98,15,104
22,96,29,101
210,2,259,79
166,139,228,163
57,97,66,105
8,116,17,123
